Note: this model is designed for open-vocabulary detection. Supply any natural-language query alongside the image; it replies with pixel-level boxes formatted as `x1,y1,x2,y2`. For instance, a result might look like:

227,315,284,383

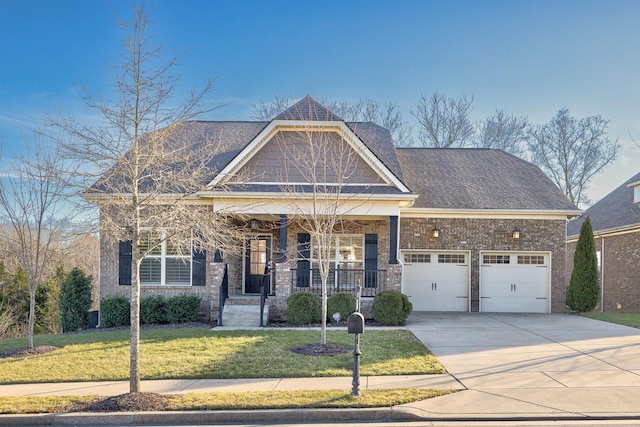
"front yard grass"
0,388,455,414
580,312,640,329
0,328,444,384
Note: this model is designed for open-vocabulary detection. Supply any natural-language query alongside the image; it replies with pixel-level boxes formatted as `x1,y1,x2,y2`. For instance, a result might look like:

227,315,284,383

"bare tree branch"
48,2,236,394
474,110,529,158
412,93,474,148
527,108,620,207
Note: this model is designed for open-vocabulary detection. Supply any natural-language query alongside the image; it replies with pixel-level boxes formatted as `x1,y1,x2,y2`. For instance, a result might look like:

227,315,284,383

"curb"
0,407,422,426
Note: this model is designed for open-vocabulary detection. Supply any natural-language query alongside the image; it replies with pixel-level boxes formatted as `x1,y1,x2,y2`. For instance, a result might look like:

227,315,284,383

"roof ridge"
274,95,344,121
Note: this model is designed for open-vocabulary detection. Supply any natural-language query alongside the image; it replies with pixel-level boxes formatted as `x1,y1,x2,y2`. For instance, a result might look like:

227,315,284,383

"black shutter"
118,240,132,286
364,234,378,288
192,248,207,286
296,233,310,287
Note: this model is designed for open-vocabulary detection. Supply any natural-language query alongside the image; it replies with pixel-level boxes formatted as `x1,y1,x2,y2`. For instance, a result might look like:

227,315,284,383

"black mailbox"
347,312,365,334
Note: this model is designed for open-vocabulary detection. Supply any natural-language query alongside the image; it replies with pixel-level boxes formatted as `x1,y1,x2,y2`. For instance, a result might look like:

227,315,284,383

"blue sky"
1,0,639,203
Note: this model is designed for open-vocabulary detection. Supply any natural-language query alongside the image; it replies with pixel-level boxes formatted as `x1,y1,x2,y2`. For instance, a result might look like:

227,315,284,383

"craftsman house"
567,171,640,311
95,96,580,325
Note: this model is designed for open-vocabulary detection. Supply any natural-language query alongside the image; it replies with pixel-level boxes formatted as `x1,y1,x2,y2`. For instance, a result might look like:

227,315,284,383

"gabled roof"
274,95,343,121
397,148,579,212
208,97,409,193
567,170,640,237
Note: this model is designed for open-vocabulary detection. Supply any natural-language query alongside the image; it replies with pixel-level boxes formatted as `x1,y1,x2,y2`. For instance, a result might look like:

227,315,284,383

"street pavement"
2,312,640,425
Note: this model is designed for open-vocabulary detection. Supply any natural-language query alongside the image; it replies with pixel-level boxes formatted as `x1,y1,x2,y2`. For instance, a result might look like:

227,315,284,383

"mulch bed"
290,343,351,356
0,345,61,359
69,392,169,412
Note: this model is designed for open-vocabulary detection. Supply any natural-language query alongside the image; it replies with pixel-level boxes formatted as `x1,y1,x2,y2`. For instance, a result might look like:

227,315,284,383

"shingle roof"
275,95,343,121
396,148,579,211
567,171,640,237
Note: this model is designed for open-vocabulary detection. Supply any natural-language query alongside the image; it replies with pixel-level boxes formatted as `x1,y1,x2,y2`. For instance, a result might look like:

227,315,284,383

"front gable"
207,97,411,195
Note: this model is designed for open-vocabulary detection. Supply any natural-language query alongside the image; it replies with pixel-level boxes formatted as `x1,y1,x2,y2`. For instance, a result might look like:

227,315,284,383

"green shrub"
60,268,93,332
140,295,168,325
100,294,130,328
567,216,600,312
327,292,356,322
287,291,322,325
372,290,413,326
166,294,202,324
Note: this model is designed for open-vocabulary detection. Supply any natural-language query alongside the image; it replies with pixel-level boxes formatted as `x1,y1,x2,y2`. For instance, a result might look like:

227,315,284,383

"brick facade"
566,230,640,312
399,217,568,312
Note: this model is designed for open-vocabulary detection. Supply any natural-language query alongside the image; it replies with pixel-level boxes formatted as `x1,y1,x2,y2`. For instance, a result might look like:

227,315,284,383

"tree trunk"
27,289,36,348
129,252,141,393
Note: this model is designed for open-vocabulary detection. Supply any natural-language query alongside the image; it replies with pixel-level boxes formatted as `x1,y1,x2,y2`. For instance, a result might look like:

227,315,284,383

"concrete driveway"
403,312,640,419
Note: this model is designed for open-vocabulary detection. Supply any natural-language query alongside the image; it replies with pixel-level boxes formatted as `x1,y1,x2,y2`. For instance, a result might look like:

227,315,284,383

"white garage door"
480,252,550,313
402,251,469,311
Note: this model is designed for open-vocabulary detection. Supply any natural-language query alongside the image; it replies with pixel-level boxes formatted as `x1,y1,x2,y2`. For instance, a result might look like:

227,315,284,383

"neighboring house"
95,96,580,322
567,172,640,312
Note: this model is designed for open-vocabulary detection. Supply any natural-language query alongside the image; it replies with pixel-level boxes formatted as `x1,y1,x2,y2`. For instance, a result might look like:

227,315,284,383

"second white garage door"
402,251,469,311
480,252,550,313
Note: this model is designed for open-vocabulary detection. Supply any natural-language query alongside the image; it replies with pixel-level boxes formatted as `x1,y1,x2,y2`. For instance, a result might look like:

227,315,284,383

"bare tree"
0,131,68,348
276,100,373,345
251,95,294,120
475,110,529,158
50,3,237,394
527,108,619,207
412,93,474,148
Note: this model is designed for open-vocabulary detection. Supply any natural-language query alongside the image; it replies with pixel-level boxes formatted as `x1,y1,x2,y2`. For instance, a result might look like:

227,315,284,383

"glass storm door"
244,236,271,294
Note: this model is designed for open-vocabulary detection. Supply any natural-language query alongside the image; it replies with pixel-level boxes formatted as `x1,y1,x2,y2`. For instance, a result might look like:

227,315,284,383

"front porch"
214,216,402,323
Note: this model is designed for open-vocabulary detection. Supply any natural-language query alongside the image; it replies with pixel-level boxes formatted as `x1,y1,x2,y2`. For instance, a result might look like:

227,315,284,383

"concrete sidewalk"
0,374,461,396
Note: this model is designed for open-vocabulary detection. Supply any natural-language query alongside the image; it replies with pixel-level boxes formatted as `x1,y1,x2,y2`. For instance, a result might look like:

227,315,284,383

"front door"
245,236,271,294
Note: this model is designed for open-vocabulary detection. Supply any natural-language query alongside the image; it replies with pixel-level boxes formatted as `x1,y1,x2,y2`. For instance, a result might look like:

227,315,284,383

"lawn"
0,388,455,414
580,312,640,329
0,327,445,384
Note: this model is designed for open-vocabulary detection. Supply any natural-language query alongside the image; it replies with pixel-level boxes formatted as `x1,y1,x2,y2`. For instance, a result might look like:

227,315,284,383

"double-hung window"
311,234,364,271
140,233,191,286
311,234,364,288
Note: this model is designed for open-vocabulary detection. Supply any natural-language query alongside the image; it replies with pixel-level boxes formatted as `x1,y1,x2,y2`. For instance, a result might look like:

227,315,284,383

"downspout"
600,235,605,313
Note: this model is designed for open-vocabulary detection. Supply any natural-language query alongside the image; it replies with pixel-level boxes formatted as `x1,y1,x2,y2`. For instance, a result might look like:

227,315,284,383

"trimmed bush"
287,291,322,325
166,294,202,324
60,268,93,332
140,295,168,325
372,290,413,326
327,292,356,322
567,216,600,312
100,294,130,327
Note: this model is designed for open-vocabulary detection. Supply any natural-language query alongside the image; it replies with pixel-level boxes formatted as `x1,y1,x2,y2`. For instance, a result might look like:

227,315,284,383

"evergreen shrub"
286,291,321,325
327,292,356,322
567,216,600,312
140,295,168,325
166,294,202,324
60,268,93,332
372,290,412,326
100,294,130,327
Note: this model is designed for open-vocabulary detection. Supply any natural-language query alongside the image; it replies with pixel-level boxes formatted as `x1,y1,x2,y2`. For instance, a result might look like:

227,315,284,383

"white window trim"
140,232,192,287
311,234,365,269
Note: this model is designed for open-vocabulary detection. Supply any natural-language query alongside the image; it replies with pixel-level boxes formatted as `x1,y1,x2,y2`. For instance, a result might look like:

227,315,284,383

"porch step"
221,304,269,327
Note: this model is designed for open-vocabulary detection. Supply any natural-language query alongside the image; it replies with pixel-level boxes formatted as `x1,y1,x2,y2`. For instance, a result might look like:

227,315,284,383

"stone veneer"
399,217,569,312
566,230,640,312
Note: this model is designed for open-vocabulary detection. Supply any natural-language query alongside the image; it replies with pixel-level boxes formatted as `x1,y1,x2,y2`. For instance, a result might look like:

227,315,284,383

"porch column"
278,214,287,263
389,215,398,264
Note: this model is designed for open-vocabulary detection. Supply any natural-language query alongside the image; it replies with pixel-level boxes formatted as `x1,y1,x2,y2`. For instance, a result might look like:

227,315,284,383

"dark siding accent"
278,214,287,263
192,248,207,286
296,233,311,287
118,240,132,286
389,216,398,264
365,234,378,288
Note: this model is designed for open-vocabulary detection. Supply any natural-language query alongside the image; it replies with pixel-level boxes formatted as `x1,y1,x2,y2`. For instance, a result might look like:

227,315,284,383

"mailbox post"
347,311,365,396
